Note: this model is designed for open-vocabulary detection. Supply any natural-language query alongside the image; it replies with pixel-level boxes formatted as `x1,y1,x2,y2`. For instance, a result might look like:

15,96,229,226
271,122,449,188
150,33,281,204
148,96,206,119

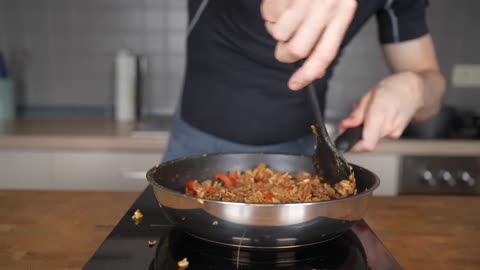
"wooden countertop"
0,118,479,155
0,118,169,152
0,191,478,270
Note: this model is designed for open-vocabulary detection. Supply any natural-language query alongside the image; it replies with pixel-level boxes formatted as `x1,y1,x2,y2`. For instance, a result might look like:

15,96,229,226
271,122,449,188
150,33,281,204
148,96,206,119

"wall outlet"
451,64,480,88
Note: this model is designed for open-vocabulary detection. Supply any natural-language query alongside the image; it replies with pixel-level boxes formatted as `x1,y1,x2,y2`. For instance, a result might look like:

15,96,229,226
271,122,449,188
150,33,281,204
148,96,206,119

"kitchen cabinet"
0,150,400,194
1,118,479,194
0,150,162,191
0,151,53,189
344,153,400,196
52,151,161,191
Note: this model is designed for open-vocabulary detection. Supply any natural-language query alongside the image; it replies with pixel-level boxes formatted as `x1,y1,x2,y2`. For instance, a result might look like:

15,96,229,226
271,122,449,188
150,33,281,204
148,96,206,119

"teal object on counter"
0,78,15,121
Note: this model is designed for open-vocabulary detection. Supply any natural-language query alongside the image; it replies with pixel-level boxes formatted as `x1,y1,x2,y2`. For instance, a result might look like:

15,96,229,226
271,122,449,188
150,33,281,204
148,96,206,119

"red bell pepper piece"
207,187,217,193
256,174,265,182
228,170,239,181
186,179,196,195
264,192,274,200
214,173,235,188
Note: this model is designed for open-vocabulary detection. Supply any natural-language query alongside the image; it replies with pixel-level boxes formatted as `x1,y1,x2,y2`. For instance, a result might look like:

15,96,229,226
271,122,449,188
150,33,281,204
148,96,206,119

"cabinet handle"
121,170,147,180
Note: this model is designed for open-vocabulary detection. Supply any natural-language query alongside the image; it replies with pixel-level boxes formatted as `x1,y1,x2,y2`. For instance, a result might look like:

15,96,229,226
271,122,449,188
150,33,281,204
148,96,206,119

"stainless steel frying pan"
147,153,380,248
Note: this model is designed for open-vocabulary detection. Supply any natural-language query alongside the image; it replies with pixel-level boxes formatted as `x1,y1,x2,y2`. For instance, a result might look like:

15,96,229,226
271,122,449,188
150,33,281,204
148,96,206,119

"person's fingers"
275,2,330,64
340,101,361,132
265,21,276,36
269,0,310,41
389,128,403,139
339,91,373,132
287,0,357,90
387,115,410,138
274,28,326,65
350,142,365,152
350,140,375,152
350,106,409,151
260,0,290,23
357,104,385,152
339,115,363,133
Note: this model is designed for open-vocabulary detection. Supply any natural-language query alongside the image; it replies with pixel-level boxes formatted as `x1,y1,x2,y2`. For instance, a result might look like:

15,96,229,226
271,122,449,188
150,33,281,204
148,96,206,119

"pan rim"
146,152,380,207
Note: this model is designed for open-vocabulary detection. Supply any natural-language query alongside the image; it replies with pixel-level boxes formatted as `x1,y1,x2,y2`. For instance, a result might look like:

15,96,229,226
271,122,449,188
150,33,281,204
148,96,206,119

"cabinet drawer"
52,151,162,191
344,153,400,196
0,151,53,189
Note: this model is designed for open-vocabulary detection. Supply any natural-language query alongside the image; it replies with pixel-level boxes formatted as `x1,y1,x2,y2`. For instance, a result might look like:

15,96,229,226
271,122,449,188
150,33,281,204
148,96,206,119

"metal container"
147,153,380,248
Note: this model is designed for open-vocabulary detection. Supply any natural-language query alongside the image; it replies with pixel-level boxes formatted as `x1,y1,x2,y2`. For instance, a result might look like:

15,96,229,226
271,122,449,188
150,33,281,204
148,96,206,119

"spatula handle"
335,125,363,153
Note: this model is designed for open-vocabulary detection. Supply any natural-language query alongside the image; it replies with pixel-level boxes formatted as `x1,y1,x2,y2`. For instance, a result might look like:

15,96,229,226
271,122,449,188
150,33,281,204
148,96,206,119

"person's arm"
383,35,446,122
339,34,446,151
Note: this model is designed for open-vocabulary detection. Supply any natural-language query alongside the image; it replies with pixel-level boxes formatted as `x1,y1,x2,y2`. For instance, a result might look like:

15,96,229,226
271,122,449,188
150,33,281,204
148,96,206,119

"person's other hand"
339,72,425,152
260,0,357,90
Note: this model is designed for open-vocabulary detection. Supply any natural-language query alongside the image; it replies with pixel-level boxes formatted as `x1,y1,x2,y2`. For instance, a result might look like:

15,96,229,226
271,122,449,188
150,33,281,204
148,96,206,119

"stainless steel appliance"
399,106,480,195
400,156,479,195
147,153,379,248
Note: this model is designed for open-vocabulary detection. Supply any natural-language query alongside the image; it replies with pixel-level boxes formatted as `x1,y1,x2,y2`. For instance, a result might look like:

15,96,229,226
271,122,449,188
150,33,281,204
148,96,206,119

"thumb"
339,90,373,132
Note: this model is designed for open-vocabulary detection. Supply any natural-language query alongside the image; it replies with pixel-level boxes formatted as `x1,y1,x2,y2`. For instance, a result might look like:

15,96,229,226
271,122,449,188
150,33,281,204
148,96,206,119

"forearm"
411,70,446,122
382,35,446,122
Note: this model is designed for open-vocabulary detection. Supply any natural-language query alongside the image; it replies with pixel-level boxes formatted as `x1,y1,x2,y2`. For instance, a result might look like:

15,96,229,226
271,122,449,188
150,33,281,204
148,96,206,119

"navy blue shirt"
181,0,429,145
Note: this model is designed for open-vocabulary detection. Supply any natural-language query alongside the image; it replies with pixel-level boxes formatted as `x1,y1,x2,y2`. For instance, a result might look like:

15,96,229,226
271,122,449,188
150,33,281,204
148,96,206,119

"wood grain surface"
365,195,480,270
0,191,139,270
0,191,478,270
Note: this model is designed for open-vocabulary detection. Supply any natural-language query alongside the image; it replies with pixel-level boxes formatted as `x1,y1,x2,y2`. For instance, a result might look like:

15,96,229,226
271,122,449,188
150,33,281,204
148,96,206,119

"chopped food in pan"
177,257,189,268
131,209,144,224
184,163,356,203
148,240,157,247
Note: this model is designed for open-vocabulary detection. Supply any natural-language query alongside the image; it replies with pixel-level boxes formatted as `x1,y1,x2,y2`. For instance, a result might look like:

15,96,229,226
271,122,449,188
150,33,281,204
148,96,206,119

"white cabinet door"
0,151,53,189
52,151,162,191
344,153,400,196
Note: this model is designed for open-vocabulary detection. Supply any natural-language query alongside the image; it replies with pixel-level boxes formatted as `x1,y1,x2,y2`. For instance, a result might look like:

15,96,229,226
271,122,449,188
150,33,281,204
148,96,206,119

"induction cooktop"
84,186,401,270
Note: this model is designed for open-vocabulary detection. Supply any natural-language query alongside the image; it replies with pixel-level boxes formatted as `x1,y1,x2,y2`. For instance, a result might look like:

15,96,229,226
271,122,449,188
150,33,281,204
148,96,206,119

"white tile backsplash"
167,10,187,31
145,9,165,31
166,53,185,74
0,0,186,113
67,77,112,106
93,8,146,33
23,7,50,34
165,0,187,9
146,76,169,105
145,33,165,53
145,54,168,75
0,0,479,116
166,33,186,54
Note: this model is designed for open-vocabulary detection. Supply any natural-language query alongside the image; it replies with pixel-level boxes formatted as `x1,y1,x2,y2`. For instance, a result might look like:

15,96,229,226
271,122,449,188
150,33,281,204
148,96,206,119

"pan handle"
334,125,363,153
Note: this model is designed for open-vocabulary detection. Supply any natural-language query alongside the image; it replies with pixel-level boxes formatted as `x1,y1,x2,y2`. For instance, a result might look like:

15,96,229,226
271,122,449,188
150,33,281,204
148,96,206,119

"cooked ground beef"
185,163,356,203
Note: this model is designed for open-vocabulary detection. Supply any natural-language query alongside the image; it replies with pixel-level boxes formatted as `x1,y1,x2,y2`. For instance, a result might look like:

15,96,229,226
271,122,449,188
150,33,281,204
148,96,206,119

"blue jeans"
162,114,315,162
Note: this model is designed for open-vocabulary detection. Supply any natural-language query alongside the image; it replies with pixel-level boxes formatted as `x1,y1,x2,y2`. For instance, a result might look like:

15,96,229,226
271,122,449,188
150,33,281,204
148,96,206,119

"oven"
399,106,479,195
400,156,480,195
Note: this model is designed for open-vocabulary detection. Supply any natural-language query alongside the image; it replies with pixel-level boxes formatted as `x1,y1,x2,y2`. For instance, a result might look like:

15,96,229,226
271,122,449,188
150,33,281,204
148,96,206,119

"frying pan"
147,153,379,248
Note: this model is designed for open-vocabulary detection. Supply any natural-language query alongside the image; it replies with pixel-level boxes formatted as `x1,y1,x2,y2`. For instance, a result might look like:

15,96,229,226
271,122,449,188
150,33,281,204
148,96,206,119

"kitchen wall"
0,0,187,116
0,0,479,119
327,0,480,120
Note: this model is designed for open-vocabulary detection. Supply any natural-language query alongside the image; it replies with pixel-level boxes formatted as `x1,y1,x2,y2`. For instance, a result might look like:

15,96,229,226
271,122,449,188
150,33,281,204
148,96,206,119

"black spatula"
305,81,363,185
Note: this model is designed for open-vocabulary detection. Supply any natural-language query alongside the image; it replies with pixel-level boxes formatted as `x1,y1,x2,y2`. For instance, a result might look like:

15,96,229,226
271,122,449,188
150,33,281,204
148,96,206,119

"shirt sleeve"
376,0,430,44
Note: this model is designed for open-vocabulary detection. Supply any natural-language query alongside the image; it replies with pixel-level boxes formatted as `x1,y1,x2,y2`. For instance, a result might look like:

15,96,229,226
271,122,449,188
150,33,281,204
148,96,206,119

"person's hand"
260,0,357,90
339,72,425,152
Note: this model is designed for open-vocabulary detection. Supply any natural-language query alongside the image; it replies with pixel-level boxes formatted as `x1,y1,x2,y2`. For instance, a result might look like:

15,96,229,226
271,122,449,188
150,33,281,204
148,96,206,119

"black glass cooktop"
84,187,401,270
